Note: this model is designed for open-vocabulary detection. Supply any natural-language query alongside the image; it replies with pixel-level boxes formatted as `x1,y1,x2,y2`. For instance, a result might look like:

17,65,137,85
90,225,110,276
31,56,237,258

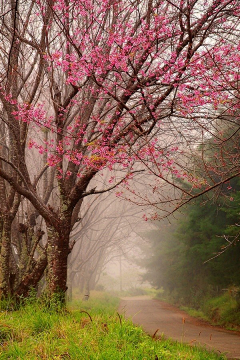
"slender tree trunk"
67,258,75,302
0,217,12,298
15,253,47,298
67,269,74,302
83,270,94,300
79,270,85,294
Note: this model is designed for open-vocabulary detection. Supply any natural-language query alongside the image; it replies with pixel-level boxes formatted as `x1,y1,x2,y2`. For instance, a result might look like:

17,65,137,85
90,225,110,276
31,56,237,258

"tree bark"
15,252,47,298
46,225,70,302
0,217,12,298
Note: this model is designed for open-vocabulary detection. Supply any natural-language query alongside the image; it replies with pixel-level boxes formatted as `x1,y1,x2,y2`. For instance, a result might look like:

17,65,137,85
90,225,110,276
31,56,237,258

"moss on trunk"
46,225,70,304
0,218,12,298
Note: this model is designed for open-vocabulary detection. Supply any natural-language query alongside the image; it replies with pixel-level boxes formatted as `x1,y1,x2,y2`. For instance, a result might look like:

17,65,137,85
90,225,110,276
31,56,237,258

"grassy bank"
181,293,240,332
153,288,240,332
0,292,227,359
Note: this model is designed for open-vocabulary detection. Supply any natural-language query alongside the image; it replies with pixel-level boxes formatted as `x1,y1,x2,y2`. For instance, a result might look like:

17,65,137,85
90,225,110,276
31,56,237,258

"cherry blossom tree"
0,0,239,302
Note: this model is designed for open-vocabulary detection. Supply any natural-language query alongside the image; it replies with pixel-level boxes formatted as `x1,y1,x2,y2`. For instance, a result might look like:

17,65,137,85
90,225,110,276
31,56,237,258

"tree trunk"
15,253,47,298
0,217,12,298
67,269,74,302
67,259,75,302
46,225,70,303
83,270,94,300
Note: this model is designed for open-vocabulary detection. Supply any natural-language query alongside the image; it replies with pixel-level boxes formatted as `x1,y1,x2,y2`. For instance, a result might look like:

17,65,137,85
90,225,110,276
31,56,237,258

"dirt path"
119,296,240,359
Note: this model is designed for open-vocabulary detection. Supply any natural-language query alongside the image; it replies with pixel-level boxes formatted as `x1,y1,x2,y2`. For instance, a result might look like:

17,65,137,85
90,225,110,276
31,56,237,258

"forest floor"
119,296,240,359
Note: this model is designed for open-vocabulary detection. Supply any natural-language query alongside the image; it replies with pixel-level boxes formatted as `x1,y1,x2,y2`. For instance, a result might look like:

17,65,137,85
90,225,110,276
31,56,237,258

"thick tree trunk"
0,217,12,298
46,225,70,302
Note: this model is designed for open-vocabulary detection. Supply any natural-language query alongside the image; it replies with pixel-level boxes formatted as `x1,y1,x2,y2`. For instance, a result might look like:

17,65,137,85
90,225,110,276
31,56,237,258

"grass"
154,288,240,332
202,293,240,331
179,293,240,331
0,292,227,360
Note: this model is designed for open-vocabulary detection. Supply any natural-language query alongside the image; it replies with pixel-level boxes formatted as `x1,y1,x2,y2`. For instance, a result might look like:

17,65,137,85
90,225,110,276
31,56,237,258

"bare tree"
68,188,144,299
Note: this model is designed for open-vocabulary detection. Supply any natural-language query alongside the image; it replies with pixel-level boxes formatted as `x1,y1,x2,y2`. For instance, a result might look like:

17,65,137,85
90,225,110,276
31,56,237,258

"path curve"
119,296,240,359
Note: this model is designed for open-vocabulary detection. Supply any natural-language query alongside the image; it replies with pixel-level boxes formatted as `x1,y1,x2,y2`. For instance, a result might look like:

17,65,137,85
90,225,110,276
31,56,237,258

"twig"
116,312,122,327
80,310,93,322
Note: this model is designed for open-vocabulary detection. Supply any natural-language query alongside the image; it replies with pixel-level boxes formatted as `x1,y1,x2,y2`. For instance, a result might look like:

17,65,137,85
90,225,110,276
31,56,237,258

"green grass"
203,293,240,331
179,293,240,331
0,292,227,360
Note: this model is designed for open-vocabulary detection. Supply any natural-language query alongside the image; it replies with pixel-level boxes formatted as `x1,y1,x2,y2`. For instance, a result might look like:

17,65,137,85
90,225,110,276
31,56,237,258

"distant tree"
143,182,240,307
143,116,240,305
68,190,142,299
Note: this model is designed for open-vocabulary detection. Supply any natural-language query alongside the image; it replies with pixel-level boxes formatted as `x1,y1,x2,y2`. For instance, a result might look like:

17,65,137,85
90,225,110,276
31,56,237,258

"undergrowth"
0,292,227,359
202,293,240,331
156,289,240,331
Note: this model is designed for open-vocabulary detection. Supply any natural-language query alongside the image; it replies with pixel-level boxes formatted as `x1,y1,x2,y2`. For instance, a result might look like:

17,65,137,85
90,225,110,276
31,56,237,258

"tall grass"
0,292,227,359
179,293,240,331
202,293,240,330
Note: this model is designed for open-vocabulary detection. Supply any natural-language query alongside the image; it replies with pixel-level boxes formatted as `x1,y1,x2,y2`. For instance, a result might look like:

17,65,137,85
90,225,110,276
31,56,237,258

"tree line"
143,125,240,307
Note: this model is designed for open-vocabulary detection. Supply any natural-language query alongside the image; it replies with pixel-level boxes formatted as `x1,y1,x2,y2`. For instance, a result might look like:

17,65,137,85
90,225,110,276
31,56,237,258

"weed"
0,323,13,342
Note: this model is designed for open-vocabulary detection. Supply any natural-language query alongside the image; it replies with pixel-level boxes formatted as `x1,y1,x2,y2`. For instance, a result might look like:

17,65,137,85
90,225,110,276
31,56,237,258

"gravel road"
119,296,240,359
